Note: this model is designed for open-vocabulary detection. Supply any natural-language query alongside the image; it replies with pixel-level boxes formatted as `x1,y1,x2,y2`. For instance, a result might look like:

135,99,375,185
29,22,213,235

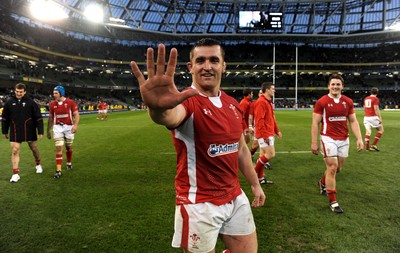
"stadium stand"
0,2,399,110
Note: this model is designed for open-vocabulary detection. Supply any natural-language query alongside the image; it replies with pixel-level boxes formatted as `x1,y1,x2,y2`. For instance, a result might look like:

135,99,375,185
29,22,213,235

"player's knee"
327,167,337,175
11,147,20,155
325,162,338,173
267,149,275,159
221,232,257,253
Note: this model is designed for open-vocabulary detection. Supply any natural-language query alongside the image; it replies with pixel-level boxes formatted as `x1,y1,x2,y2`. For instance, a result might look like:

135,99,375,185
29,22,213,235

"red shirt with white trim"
363,95,379,117
171,88,243,206
49,98,79,125
314,94,355,140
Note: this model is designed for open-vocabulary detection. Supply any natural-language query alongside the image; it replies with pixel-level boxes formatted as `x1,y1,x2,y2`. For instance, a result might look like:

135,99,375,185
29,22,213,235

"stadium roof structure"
3,0,400,46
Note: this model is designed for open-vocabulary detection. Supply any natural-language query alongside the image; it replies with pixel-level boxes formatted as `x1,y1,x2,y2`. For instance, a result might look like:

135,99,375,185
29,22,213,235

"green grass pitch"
0,110,399,252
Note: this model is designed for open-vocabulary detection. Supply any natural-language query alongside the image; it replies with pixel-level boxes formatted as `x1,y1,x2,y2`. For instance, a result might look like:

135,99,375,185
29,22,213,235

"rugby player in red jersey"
239,88,253,144
253,82,282,184
311,74,363,213
130,38,265,253
47,86,80,178
97,100,109,120
363,87,384,151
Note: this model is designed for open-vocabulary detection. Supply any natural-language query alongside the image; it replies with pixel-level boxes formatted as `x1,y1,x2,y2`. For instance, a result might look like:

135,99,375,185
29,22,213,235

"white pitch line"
276,151,310,154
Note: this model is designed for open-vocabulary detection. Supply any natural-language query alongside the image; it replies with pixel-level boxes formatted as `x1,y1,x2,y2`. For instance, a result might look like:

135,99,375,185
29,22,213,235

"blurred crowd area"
2,12,400,64
0,13,399,110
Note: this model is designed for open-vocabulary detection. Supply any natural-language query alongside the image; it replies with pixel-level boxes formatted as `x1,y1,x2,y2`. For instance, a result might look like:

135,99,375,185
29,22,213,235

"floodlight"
385,22,400,31
30,0,68,21
84,4,104,23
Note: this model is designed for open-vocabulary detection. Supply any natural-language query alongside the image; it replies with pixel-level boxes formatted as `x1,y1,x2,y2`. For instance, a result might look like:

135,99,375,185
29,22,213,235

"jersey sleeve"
375,97,380,108
348,98,355,115
1,102,10,134
274,117,280,134
254,101,267,137
313,99,324,115
70,100,79,112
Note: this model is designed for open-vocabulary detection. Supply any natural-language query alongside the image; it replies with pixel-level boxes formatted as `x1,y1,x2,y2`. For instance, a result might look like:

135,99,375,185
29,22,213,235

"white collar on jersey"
57,97,66,105
191,85,222,108
328,93,341,103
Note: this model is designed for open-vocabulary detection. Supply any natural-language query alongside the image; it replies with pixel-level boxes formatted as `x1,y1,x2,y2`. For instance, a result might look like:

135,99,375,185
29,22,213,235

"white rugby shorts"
363,116,381,129
172,191,256,252
53,124,75,140
257,136,275,148
320,135,349,158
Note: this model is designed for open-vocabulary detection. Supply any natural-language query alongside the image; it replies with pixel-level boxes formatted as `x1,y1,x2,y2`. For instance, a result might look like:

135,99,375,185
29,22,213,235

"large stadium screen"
238,11,283,30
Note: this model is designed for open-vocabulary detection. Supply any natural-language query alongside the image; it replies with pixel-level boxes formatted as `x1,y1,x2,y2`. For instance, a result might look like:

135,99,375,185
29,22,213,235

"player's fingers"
251,198,259,208
165,48,177,77
257,195,265,207
146,47,155,77
130,61,145,84
156,44,166,75
252,195,264,208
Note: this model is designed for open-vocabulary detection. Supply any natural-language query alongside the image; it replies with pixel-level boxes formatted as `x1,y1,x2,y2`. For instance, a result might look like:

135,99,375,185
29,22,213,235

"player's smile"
201,72,214,78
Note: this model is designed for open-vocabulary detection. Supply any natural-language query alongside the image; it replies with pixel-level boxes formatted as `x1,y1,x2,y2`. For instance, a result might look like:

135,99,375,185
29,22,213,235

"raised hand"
130,44,198,110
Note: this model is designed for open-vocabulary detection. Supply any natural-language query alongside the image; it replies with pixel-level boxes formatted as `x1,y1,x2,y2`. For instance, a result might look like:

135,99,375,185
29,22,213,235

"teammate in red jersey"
311,74,363,213
239,88,253,143
363,87,383,151
46,86,80,179
253,82,282,184
97,100,109,120
248,90,262,160
130,38,265,253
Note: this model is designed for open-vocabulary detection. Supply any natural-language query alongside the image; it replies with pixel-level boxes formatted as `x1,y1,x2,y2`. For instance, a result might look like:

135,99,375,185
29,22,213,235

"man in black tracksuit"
2,83,44,182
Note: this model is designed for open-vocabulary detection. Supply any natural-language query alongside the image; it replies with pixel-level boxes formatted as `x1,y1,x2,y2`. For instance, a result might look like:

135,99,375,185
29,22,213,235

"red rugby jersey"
49,98,79,125
314,94,355,140
363,95,379,117
171,88,243,206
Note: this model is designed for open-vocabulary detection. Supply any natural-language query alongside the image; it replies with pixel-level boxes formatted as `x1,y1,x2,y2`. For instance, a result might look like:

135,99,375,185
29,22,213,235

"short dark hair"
190,38,225,60
243,88,252,96
261,82,274,93
328,74,344,85
15,83,26,91
371,87,379,95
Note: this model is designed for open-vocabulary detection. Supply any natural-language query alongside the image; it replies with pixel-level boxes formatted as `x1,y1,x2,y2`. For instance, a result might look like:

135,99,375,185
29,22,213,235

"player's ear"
187,62,193,73
223,62,226,73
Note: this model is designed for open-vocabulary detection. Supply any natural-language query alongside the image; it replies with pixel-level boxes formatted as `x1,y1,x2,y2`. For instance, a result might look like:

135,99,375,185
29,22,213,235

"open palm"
130,44,198,110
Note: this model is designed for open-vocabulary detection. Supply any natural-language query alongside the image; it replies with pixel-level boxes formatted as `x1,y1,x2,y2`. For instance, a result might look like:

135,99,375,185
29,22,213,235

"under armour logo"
203,108,212,115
